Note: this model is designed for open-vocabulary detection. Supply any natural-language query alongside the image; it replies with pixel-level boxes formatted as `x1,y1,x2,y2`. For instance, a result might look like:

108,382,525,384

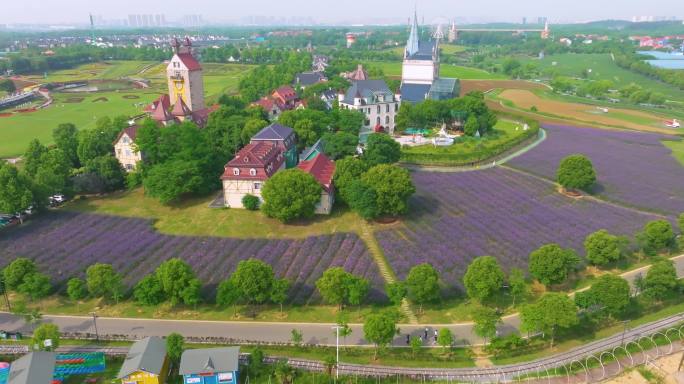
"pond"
638,51,684,70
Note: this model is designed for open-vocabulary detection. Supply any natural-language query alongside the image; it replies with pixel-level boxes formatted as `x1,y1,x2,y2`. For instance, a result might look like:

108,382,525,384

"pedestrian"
434,329,438,343
419,335,422,344
406,334,410,345
424,327,428,339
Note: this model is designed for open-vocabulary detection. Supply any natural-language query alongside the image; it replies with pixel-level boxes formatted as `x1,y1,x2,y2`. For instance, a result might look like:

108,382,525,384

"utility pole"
620,320,630,346
90,312,99,342
332,325,343,381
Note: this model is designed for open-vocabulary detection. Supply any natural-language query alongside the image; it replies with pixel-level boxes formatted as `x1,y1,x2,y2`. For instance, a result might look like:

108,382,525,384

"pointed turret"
406,8,419,57
172,96,193,117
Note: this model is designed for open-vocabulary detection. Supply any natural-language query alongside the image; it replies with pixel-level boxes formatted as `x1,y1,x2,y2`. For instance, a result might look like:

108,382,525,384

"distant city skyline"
3,0,684,26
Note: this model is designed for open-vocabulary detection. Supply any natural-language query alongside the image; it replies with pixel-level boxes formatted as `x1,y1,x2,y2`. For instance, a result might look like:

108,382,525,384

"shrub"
556,154,596,191
242,194,260,211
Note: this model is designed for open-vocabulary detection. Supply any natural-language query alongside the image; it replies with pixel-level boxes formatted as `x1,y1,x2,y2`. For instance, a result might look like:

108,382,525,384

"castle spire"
406,7,419,57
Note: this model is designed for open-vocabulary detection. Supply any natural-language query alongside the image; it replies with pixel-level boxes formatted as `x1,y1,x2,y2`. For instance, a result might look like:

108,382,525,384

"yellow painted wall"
121,357,169,384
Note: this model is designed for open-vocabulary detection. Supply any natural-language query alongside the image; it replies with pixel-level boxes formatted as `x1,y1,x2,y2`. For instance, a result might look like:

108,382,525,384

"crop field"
460,79,547,96
361,61,506,79
0,61,254,157
519,53,684,102
509,124,684,215
497,89,671,133
375,167,659,293
0,211,385,304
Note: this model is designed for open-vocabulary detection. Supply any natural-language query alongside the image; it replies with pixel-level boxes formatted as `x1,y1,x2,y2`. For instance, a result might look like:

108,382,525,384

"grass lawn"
7,293,395,323
0,61,254,157
361,61,505,79
518,53,684,103
400,119,535,166
68,188,366,239
663,139,684,167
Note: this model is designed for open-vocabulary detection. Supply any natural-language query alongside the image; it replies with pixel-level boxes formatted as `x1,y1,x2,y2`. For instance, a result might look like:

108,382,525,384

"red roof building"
272,85,299,108
297,153,336,214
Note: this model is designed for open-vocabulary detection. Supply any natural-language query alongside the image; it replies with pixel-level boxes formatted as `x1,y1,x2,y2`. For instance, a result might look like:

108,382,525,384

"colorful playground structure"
0,352,105,384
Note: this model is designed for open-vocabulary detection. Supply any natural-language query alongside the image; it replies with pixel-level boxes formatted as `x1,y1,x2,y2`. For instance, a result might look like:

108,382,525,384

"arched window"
250,168,257,176
233,168,240,176
376,116,381,125
394,103,398,112
377,105,381,114
385,116,390,124
386,104,389,113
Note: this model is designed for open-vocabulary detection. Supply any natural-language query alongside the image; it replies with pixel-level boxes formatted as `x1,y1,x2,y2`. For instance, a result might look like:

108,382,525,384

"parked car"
49,194,66,206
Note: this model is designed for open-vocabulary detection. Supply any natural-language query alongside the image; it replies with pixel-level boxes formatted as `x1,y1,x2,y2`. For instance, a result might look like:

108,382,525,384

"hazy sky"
4,0,684,25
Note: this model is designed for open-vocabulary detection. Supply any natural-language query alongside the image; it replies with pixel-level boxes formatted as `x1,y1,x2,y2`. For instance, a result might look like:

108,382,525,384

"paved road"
0,255,681,348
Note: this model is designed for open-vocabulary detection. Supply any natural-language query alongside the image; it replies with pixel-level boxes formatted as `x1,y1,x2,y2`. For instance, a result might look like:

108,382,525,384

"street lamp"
620,320,630,346
90,312,99,342
332,325,343,380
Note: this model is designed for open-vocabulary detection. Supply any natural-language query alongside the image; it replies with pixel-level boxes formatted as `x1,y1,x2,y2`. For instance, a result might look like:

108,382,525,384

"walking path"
1,255,681,348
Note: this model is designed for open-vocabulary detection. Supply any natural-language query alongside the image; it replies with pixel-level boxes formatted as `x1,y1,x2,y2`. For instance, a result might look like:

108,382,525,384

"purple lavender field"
0,212,384,304
376,168,660,291
509,124,684,215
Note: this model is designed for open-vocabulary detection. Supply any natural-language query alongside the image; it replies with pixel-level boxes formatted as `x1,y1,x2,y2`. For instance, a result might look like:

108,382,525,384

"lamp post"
332,325,343,380
90,312,99,342
620,320,630,346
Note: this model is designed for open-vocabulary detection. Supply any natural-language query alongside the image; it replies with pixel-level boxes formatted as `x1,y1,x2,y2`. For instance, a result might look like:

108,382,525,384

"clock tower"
166,38,205,112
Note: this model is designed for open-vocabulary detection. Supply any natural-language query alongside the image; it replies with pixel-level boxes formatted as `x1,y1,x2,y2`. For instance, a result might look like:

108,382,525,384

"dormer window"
250,168,257,176
243,157,249,163
233,168,240,175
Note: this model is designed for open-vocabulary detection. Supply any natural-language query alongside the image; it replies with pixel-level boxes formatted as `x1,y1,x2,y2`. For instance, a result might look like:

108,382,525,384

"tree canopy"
520,292,578,346
574,274,630,317
463,256,505,302
363,311,399,359
315,267,368,309
363,134,401,166
155,259,201,306
556,154,596,191
262,169,322,222
584,230,623,266
85,263,123,302
361,164,415,218
639,220,675,255
528,244,580,286
643,259,678,300
405,263,440,312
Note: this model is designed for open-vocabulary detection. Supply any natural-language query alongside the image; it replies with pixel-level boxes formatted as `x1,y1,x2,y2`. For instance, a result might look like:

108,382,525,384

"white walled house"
220,142,285,208
113,125,141,171
338,80,400,137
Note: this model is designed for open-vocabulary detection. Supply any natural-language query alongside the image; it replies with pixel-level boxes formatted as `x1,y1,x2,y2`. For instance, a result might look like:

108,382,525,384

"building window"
122,137,129,144
250,168,257,176
233,168,240,176
386,104,389,113
364,119,370,126
125,150,131,156
385,116,390,124
377,105,381,114
254,182,261,190
116,149,121,156
126,164,133,170
376,117,381,125
395,103,398,112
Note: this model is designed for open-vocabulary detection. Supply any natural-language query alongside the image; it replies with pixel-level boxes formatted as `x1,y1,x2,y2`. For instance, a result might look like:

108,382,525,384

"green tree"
410,335,422,357
216,278,241,317
293,119,320,150
53,123,80,167
322,132,359,160
385,282,407,306
261,169,322,222
35,148,72,195
463,115,479,137
85,263,124,302
166,332,185,364
0,163,34,223
271,278,290,313
584,230,623,266
2,258,37,290
333,109,365,135
363,312,399,360
575,274,630,317
66,278,87,301
291,329,303,346
23,139,48,177
316,267,354,309
643,260,678,300
528,244,580,286
347,277,370,312
405,263,440,313
678,212,684,234
556,154,596,191
86,155,126,192
32,323,60,351
240,118,269,144
17,272,51,301
156,258,200,306
345,180,378,219
361,164,415,217
639,220,675,255
231,259,276,305
472,306,501,345
334,157,370,205
437,328,454,352
363,133,401,165
520,293,578,347
143,160,206,204
133,274,165,306
508,268,527,307
463,256,505,302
